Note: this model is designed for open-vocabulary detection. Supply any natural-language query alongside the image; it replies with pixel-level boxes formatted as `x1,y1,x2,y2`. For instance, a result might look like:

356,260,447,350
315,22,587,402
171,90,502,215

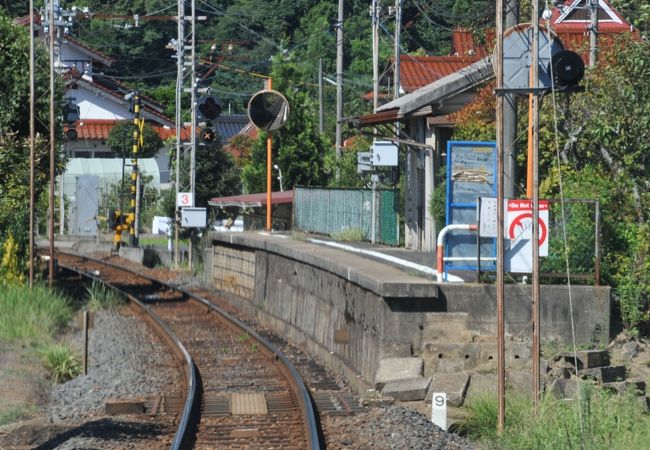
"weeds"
237,333,250,342
0,405,38,427
0,284,73,344
331,227,366,242
38,344,81,383
86,280,125,311
462,384,650,449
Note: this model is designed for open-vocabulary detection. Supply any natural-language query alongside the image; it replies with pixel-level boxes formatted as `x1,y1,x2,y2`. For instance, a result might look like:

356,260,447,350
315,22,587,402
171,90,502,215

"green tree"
106,121,164,159
242,57,329,193
0,12,65,275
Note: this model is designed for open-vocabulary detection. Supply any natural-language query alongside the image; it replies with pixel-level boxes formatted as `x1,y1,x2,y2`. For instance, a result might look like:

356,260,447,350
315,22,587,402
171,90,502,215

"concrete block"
427,372,470,407
581,365,626,384
118,247,144,264
507,371,533,395
602,379,646,396
375,357,423,389
381,377,431,402
105,399,145,415
562,350,610,369
464,373,497,404
422,343,482,374
549,378,579,399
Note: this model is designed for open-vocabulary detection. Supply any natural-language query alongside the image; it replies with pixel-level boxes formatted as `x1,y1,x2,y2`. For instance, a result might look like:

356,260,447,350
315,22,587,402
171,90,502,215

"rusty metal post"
495,0,506,434
594,200,601,285
83,309,89,375
531,0,542,408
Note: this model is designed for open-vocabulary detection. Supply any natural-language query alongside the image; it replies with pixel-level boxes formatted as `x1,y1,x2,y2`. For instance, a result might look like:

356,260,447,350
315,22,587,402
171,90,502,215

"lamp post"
273,164,283,192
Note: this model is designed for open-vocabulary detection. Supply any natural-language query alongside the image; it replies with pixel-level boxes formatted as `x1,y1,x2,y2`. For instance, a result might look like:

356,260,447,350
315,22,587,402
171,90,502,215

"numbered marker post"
176,192,194,208
431,392,447,431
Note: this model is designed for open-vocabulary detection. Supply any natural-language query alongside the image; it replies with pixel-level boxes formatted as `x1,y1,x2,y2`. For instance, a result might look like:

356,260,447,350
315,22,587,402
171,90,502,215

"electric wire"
543,4,585,441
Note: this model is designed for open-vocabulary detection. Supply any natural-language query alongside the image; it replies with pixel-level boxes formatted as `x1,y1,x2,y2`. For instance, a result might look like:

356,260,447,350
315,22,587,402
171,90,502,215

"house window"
74,151,92,158
94,151,115,158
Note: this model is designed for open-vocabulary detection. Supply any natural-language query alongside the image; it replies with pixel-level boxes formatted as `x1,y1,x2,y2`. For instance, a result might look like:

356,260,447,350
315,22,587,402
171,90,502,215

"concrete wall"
205,232,611,391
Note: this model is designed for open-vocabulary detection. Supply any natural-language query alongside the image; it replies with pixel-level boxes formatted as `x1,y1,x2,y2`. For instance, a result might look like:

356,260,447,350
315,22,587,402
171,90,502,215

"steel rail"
56,259,196,450
57,250,321,450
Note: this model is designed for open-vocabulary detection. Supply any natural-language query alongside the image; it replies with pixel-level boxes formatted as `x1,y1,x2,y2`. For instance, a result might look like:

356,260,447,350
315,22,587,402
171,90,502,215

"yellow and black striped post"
129,91,143,247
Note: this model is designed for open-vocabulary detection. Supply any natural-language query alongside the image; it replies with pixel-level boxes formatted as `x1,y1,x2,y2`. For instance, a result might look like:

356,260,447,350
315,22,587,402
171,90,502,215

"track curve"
57,251,321,450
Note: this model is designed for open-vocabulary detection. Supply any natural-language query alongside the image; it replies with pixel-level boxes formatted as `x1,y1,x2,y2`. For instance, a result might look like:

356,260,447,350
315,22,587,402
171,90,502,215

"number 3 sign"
176,192,194,208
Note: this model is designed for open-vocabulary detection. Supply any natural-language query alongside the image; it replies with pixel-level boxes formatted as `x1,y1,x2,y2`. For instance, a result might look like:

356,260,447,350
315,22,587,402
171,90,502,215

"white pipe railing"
436,223,478,283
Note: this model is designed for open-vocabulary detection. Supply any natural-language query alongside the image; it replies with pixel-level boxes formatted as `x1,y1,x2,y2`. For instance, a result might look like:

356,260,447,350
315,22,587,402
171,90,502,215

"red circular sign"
508,213,547,246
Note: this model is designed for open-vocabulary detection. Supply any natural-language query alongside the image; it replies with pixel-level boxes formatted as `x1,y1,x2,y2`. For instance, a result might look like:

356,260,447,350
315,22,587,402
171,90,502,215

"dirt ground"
0,342,51,436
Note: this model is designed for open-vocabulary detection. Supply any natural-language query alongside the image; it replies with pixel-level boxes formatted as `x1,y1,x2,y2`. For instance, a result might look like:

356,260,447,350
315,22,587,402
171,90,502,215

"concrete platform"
204,231,612,395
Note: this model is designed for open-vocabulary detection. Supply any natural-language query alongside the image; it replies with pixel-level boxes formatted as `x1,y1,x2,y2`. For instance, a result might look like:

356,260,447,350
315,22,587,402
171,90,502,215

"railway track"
56,251,321,449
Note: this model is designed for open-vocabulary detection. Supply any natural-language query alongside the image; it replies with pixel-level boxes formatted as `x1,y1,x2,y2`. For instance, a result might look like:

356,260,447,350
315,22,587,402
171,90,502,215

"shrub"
39,344,81,383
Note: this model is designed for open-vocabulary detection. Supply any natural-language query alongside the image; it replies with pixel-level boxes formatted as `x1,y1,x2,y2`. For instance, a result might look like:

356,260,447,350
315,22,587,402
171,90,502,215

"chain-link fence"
293,187,399,245
476,198,600,284
540,198,600,284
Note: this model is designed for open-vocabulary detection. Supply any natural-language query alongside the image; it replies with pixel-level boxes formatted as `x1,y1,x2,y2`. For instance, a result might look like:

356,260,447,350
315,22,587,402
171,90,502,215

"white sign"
176,192,194,208
479,197,499,238
371,141,398,166
505,199,549,273
431,392,447,431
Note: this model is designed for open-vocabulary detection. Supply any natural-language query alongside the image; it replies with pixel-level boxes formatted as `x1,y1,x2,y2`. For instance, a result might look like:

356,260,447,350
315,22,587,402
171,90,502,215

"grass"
330,227,366,242
461,384,650,450
0,405,38,427
138,236,188,247
86,280,125,311
38,343,81,383
0,284,73,345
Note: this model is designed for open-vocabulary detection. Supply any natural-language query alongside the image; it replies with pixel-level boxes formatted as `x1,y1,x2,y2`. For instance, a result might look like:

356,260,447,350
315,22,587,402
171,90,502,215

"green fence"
293,187,399,245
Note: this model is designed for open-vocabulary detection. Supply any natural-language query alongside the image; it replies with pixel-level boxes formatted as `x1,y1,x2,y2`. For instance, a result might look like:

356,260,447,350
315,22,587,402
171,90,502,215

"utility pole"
503,0,519,199
393,0,402,100
48,0,56,287
588,0,598,67
188,0,197,269
372,0,379,113
174,0,184,269
531,0,542,408
29,0,35,288
190,0,197,197
318,58,324,133
495,0,506,434
335,0,344,163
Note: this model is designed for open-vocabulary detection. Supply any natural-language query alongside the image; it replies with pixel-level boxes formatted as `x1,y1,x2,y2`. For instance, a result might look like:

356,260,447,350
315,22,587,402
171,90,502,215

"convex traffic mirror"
247,89,289,131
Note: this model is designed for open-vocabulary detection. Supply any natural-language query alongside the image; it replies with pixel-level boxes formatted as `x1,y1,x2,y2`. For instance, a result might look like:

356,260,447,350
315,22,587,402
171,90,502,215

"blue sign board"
445,141,497,278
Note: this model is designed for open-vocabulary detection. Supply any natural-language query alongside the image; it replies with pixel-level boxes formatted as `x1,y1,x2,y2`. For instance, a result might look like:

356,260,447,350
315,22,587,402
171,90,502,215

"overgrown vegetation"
86,280,125,311
0,284,73,344
462,386,650,449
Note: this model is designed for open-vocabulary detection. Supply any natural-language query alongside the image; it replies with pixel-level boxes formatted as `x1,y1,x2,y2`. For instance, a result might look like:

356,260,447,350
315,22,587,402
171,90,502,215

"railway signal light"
197,95,222,122
201,127,217,144
550,50,585,88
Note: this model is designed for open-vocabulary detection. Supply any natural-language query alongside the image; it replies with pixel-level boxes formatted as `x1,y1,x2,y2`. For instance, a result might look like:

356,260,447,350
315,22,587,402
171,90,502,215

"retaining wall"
205,232,611,391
